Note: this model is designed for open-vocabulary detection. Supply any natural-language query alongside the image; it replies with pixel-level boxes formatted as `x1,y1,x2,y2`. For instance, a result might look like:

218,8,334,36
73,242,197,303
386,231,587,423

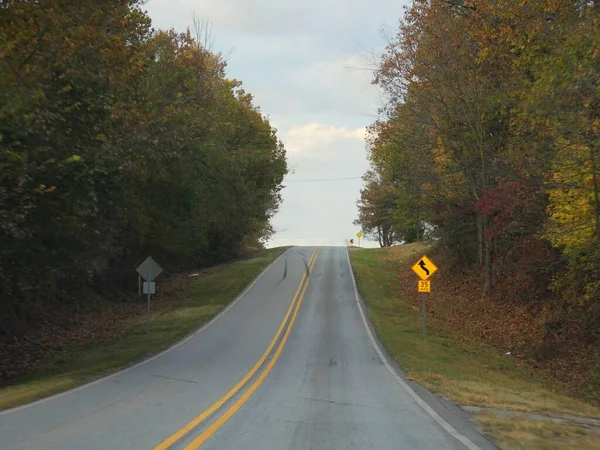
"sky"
143,0,409,248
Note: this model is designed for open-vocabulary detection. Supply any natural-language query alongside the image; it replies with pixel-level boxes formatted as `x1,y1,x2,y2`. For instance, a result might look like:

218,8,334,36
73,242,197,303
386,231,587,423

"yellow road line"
184,247,321,450
153,247,319,450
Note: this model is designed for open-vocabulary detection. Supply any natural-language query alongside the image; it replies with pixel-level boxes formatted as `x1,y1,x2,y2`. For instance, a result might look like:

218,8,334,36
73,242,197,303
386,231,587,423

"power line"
283,176,362,183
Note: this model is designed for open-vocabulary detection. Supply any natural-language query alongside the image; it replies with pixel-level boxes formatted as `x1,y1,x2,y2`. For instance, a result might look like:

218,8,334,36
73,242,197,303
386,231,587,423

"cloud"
281,54,379,114
284,54,369,85
282,123,366,158
227,51,379,122
152,0,403,38
145,1,385,121
266,120,371,246
142,0,410,247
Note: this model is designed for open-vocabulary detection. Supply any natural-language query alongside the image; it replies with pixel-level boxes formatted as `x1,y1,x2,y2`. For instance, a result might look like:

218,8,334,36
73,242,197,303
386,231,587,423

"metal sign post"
146,263,151,333
136,257,162,334
422,292,427,334
418,280,431,334
412,257,436,336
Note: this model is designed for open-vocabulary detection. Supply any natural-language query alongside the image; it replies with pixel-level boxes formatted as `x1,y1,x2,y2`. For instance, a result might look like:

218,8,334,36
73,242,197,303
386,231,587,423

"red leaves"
476,178,544,238
430,199,475,228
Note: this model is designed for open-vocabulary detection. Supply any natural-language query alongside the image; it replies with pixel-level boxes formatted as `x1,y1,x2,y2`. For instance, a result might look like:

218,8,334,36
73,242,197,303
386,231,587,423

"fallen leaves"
0,271,194,383
397,248,600,402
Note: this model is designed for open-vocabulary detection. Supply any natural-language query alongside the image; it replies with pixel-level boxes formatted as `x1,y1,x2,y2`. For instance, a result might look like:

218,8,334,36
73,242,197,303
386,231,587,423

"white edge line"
0,248,292,416
345,248,481,450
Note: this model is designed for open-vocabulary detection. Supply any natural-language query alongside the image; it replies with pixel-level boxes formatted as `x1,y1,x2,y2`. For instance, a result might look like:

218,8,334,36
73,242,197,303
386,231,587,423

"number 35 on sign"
418,280,431,293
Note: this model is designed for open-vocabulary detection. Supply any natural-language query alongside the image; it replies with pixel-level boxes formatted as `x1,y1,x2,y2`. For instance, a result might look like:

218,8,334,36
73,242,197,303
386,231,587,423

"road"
0,246,494,450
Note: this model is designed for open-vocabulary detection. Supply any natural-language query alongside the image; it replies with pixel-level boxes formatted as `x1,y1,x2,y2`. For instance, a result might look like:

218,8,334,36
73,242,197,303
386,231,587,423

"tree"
0,2,287,336
360,0,600,307
355,170,399,247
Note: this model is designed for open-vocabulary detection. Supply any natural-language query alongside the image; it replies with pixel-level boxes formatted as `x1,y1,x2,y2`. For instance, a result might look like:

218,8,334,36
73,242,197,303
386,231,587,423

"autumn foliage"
357,0,600,392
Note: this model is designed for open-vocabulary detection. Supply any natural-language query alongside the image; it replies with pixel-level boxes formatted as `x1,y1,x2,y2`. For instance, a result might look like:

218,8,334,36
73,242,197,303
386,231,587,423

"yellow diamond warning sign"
411,255,438,281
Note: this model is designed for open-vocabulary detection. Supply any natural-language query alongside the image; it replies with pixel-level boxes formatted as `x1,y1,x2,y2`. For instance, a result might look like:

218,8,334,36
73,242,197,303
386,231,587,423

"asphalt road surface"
0,246,495,450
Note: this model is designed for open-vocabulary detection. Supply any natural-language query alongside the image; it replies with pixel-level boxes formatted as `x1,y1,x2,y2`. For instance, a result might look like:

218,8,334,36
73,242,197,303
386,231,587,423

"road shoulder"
345,247,497,450
348,244,600,450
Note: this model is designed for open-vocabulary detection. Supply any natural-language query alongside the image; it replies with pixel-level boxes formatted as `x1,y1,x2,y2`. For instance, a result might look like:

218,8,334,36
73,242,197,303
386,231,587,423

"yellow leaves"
421,182,435,198
57,85,73,95
546,188,593,249
4,151,24,163
31,89,46,102
433,139,449,170
35,184,57,194
63,155,81,164
544,142,597,255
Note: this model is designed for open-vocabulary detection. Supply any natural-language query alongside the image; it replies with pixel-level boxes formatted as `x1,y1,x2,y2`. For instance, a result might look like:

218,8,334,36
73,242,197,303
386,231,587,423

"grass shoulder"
0,247,289,411
350,244,600,450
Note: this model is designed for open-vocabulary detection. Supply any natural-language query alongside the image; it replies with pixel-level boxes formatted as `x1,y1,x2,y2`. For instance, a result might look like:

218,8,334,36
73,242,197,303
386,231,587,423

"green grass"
350,244,600,448
0,247,288,411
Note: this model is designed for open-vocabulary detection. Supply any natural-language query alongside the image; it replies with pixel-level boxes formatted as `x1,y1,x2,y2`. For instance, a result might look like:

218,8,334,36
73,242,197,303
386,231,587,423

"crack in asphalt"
153,375,199,385
278,257,288,284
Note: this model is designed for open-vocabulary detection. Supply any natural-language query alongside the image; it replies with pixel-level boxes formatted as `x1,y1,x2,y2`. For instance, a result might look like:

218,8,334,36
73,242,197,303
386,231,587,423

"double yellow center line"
153,247,321,450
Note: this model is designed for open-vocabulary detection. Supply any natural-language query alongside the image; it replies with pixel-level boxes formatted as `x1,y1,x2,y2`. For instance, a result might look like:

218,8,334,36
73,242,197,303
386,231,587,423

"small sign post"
146,262,151,333
411,255,438,335
356,231,363,248
136,257,163,333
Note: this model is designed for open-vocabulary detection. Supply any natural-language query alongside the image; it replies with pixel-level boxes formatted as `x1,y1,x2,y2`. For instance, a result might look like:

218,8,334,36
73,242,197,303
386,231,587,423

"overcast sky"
143,0,409,248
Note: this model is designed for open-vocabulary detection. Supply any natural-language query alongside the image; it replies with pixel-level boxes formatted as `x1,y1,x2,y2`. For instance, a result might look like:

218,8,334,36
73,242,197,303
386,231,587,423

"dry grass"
477,412,600,450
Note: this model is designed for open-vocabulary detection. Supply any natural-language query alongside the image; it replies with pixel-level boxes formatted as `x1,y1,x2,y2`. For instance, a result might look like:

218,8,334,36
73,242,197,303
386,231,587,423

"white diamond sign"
136,257,162,281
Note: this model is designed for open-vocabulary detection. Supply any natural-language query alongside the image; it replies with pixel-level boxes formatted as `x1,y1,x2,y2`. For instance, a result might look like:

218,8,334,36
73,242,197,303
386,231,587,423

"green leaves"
0,1,287,336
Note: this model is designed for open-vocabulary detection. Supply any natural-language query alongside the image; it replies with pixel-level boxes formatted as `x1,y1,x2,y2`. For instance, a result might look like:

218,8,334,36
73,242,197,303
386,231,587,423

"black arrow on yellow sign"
411,255,438,281
418,260,429,276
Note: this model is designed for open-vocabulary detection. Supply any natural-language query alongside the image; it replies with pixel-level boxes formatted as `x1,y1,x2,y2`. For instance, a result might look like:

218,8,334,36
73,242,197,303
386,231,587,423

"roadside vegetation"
351,244,600,449
355,0,600,406
0,247,287,411
0,1,287,388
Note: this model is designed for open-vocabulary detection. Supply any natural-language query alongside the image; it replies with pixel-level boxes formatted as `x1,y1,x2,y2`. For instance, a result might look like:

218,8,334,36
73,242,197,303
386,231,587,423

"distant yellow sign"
411,255,438,281
418,280,431,293
356,231,363,239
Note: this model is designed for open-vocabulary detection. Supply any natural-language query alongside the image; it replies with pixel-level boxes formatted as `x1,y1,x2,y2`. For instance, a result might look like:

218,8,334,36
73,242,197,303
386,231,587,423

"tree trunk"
590,142,600,248
483,219,493,297
477,215,484,265
382,225,393,247
498,235,514,282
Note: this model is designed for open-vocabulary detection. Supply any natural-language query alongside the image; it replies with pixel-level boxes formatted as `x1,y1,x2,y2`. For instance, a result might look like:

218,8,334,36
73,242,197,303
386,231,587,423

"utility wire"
283,176,362,183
